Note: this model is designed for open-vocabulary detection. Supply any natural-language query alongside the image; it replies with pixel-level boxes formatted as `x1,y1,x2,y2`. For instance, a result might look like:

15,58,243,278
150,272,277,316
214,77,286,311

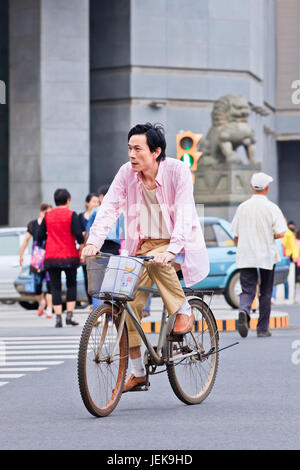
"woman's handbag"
30,244,46,273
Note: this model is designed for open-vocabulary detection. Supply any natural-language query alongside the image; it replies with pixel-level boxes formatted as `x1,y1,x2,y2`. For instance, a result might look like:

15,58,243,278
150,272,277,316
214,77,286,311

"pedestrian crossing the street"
0,335,81,388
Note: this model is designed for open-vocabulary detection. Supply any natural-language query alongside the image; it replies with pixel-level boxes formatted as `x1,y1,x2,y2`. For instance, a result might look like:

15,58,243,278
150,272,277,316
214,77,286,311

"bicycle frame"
92,253,216,367
107,285,212,367
107,285,173,367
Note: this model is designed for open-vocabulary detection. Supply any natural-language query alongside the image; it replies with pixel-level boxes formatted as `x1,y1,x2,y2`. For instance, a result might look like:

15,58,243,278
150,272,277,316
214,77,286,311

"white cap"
251,172,273,190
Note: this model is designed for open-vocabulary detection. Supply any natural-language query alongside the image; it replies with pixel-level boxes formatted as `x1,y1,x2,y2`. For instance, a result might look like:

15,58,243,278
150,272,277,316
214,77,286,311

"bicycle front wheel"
77,304,128,417
167,297,219,405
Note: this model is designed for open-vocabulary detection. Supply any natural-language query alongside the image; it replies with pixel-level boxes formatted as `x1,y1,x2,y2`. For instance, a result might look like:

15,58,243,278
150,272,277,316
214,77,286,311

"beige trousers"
126,239,186,348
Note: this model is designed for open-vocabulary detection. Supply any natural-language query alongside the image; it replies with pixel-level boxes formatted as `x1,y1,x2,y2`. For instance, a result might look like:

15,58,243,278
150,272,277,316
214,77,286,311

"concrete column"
9,0,42,226
9,0,89,225
40,0,89,212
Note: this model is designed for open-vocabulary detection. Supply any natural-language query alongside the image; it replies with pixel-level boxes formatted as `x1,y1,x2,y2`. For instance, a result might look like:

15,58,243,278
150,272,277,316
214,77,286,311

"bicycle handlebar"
92,252,154,261
91,252,184,264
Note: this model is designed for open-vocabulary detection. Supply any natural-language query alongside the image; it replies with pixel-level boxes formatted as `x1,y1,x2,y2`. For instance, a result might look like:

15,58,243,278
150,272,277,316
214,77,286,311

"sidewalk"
142,292,290,333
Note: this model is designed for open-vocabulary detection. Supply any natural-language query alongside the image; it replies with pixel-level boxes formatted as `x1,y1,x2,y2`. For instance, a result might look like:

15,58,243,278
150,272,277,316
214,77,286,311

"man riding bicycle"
81,122,209,393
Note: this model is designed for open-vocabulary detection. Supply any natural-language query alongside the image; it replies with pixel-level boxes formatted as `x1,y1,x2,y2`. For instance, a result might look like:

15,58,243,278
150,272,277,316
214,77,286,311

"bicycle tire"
77,304,128,417
167,298,219,405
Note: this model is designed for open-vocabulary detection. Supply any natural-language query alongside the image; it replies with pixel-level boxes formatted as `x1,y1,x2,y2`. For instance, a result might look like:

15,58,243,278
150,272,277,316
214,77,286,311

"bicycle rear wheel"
77,304,128,417
167,297,219,405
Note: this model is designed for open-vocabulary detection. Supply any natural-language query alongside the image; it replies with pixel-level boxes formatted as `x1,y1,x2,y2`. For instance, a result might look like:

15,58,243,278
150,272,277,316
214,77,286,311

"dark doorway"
278,140,300,227
89,0,131,193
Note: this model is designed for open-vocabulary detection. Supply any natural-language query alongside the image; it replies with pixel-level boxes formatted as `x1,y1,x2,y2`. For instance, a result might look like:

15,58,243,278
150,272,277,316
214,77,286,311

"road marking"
0,368,47,372
6,345,79,350
0,374,25,379
4,340,80,345
4,355,78,360
0,340,5,366
0,335,80,388
7,349,78,354
0,361,63,366
0,336,81,340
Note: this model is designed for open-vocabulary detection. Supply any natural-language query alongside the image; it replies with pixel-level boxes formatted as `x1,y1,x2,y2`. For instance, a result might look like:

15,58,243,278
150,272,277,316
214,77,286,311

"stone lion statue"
199,94,257,166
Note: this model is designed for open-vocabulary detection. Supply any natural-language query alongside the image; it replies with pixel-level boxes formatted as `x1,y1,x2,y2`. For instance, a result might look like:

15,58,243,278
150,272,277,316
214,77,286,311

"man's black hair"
54,188,71,206
96,184,111,197
288,220,295,226
128,122,166,161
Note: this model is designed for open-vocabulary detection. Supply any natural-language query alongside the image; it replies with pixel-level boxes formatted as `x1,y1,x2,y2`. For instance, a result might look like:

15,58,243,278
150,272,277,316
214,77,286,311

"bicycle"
77,253,221,418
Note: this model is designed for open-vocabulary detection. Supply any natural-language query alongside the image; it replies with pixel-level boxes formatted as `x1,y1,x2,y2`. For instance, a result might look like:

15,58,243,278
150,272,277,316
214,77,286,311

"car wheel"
224,271,241,309
19,300,39,310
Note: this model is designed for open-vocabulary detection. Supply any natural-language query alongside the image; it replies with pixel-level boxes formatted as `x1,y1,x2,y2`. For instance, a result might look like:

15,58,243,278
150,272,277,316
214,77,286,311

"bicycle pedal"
133,383,150,392
123,382,150,393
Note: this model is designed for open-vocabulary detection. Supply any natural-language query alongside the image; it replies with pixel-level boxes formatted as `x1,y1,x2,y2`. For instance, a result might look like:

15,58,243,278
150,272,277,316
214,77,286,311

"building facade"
1,0,300,226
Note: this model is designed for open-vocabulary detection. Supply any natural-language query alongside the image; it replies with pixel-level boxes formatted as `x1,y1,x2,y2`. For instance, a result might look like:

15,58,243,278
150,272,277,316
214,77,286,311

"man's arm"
274,232,285,239
167,163,197,256
82,166,127,259
272,205,288,241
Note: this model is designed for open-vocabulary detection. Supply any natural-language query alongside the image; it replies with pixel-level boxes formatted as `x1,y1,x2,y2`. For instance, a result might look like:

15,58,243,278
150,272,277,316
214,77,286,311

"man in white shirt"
230,172,287,338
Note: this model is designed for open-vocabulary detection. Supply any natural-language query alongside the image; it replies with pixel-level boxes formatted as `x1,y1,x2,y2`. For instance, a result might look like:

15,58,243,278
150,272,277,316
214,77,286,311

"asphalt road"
0,298,300,451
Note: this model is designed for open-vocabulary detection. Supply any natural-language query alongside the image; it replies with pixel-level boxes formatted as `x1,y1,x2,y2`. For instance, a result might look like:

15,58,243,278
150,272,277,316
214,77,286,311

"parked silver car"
0,227,32,304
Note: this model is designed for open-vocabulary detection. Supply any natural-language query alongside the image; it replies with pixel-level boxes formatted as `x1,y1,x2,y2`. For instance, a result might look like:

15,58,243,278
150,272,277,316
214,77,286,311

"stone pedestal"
194,163,261,221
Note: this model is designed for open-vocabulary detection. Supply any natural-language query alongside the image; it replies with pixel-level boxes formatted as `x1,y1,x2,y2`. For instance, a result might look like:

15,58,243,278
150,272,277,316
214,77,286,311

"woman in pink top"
82,123,209,392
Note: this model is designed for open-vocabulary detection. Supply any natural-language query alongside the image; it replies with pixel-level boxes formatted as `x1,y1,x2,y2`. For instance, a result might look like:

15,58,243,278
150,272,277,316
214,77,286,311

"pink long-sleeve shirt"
87,158,209,287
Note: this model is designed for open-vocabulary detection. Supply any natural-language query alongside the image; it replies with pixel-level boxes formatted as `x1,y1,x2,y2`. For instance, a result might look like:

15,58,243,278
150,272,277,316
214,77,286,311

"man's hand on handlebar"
153,251,176,267
81,244,99,261
80,246,176,267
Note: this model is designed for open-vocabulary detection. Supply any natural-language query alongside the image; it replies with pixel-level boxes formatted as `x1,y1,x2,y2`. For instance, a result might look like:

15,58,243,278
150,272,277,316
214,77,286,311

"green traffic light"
180,137,193,150
180,153,194,168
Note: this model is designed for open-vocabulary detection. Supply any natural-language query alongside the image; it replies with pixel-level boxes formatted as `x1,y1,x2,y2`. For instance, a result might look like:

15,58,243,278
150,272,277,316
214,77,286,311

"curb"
142,311,289,333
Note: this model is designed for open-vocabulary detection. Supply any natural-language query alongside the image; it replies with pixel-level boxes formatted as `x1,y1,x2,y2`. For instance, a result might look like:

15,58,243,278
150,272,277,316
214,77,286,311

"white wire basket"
86,254,145,301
